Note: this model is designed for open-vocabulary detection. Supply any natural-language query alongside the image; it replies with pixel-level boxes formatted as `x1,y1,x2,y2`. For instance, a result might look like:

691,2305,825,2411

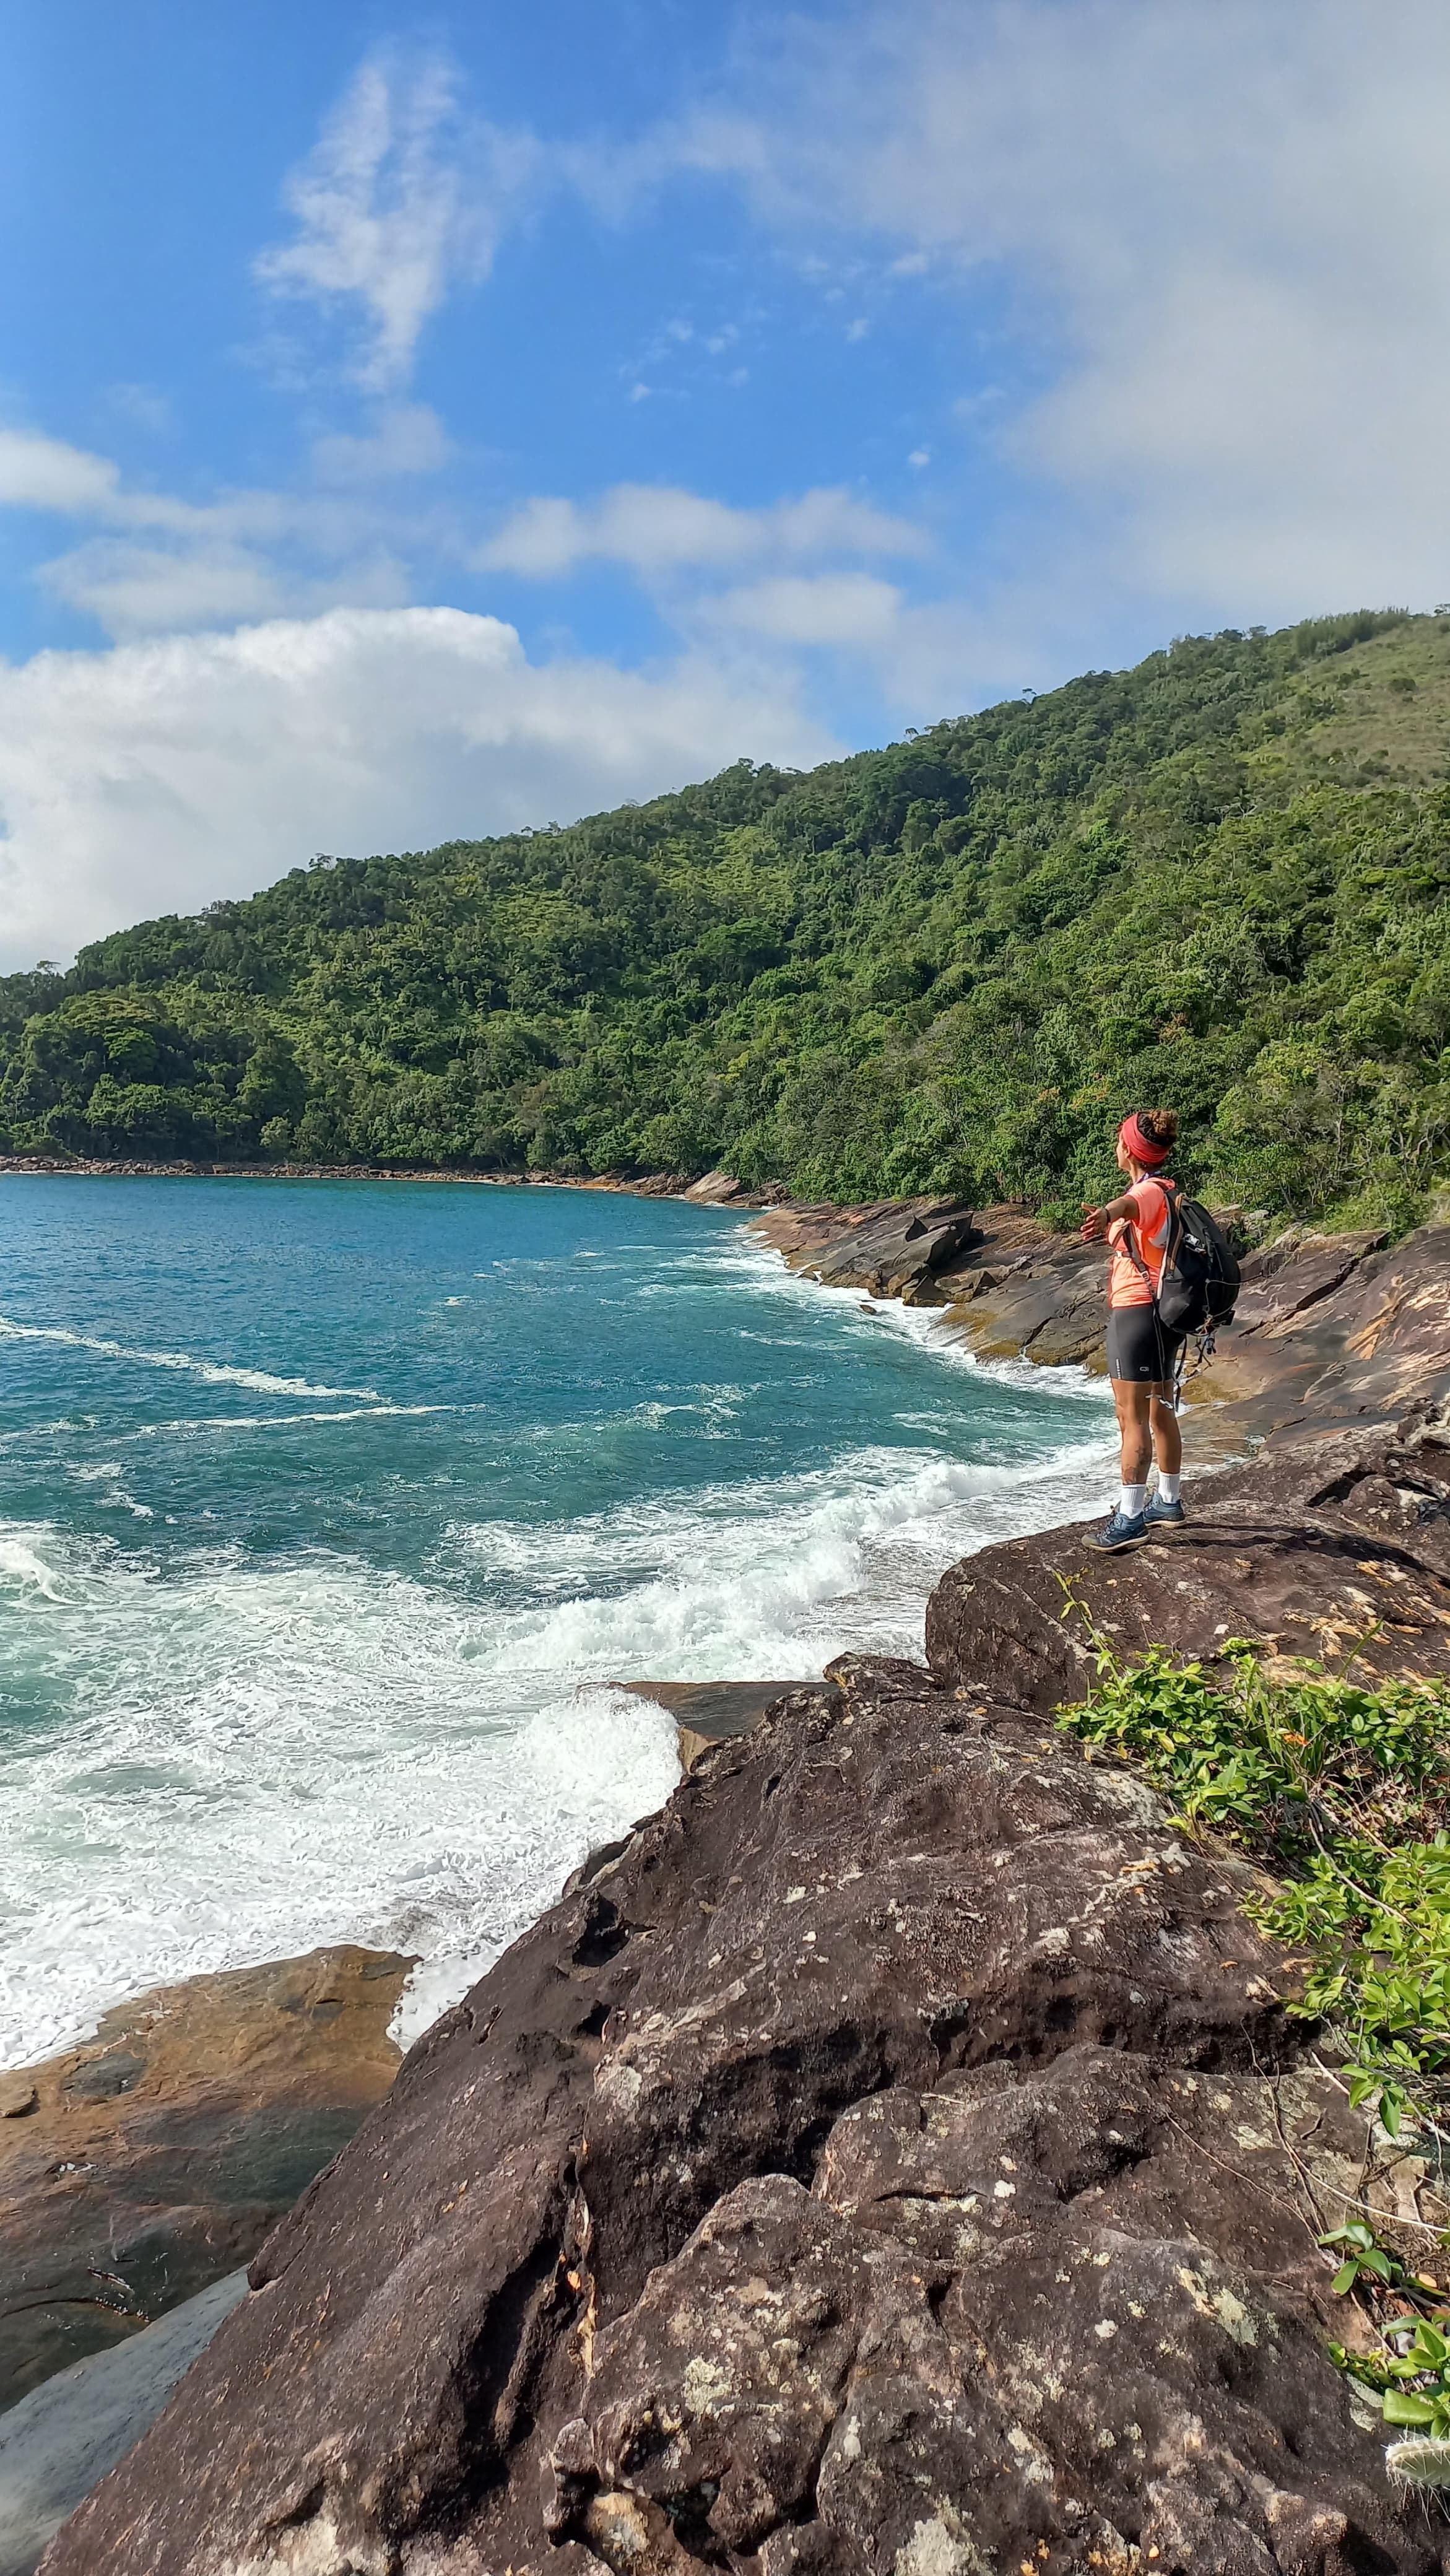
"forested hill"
4,607,1449,1223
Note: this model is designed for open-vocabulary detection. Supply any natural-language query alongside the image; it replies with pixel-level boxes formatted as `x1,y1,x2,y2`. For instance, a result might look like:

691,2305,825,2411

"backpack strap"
1118,1176,1178,1299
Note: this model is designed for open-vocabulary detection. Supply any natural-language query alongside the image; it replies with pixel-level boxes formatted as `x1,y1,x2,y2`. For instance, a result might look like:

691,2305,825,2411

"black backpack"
1136,1180,1240,1333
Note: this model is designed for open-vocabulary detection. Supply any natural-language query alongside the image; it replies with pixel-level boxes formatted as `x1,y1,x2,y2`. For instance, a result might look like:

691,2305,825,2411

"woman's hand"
1081,1203,1107,1241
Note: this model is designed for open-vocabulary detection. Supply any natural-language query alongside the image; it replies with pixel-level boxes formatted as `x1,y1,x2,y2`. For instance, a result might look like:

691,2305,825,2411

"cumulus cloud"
255,53,541,391
40,538,293,636
0,607,838,970
0,415,457,640
479,482,924,578
310,402,451,483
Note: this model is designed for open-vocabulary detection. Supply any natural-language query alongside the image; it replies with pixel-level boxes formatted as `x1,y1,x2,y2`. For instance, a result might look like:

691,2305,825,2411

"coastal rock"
0,2271,248,2576
1,1946,410,2411
610,1679,830,1770
927,1419,1450,1708
756,1198,981,1302
44,1658,1433,2575
754,1203,1450,1458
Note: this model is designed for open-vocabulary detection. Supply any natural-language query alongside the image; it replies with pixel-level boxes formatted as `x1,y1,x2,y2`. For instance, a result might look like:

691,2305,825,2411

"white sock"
1157,1472,1181,1504
1119,1482,1148,1518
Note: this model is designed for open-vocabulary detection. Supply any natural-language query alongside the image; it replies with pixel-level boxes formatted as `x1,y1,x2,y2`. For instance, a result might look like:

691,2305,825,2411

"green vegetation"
1057,1621,1450,2484
6,606,1450,1221
1056,1629,1450,2133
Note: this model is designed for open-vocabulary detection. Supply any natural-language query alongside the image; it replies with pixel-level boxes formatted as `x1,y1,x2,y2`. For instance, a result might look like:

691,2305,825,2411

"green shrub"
1056,1625,1450,2130
1056,1619,1450,2484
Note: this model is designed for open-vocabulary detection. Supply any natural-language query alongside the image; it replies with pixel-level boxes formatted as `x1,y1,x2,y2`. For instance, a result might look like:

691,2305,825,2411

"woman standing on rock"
1080,1109,1186,1552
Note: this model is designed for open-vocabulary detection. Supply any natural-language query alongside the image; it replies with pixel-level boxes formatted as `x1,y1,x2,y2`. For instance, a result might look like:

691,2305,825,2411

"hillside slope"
4,607,1449,1222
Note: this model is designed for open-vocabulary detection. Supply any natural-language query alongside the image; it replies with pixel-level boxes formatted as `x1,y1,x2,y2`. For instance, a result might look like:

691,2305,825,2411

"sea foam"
0,1315,378,1401
0,1187,1118,2070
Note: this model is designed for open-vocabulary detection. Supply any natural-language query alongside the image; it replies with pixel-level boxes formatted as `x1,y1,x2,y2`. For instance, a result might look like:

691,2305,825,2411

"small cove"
0,1175,1114,2065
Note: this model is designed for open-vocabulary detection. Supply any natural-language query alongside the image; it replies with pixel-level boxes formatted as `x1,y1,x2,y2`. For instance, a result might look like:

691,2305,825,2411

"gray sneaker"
1085,1507,1148,1552
1144,1495,1186,1528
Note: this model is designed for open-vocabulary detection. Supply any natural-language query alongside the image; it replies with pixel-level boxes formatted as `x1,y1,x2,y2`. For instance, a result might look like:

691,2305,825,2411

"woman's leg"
1148,1388,1182,1478
1111,1377,1153,1489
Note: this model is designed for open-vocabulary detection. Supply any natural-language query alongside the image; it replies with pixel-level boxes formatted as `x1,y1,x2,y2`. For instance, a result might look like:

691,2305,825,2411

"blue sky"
1,0,1446,966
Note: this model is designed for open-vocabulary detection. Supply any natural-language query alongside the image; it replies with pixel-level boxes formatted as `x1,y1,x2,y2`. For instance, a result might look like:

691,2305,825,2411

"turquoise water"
0,1176,1114,2066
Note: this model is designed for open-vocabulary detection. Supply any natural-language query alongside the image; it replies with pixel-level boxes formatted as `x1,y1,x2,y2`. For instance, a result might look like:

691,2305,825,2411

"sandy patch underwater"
0,1178,1114,2063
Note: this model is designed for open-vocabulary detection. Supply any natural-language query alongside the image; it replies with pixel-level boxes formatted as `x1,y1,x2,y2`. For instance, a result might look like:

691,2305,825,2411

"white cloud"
310,403,451,483
0,412,457,641
40,539,293,636
704,573,903,647
0,607,838,969
479,482,924,578
104,383,175,438
674,0,1450,620
254,53,541,391
0,430,123,517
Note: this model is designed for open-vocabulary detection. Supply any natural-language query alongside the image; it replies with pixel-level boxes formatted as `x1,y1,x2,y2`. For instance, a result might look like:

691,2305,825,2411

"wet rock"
0,2271,247,2576
43,1661,1435,2574
1,1946,411,2411
610,1679,833,1771
755,1203,1450,1461
753,1198,981,1301
807,1203,979,1302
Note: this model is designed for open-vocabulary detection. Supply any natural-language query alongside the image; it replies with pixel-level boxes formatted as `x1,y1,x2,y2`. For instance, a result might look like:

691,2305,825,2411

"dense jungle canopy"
4,607,1449,1223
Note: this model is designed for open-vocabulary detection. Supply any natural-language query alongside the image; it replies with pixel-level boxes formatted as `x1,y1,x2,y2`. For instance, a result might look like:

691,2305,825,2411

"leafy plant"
1054,1625,1450,2126
1054,1621,1450,2486
1319,2219,1405,2297
1381,2317,1450,2434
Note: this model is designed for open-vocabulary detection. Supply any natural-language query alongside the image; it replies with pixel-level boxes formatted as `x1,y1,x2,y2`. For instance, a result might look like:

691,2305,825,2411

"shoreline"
4,1180,1446,2375
53,1404,1450,2574
0,1154,784,1204
9,1188,1450,2556
9,1151,1415,1455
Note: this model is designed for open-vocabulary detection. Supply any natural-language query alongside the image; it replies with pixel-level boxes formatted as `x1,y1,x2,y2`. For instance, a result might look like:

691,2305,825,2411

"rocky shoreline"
0,1156,783,1203
41,1399,1450,2576
749,1193,1450,1456
12,1180,1450,2570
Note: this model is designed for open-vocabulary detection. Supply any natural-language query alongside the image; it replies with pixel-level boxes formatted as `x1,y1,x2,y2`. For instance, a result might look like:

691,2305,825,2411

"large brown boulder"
1,1946,410,2411
43,1656,1436,2575
927,1420,1450,1709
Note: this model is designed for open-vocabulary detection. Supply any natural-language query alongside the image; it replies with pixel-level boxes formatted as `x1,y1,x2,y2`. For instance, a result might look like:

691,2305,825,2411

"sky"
2,0,1448,968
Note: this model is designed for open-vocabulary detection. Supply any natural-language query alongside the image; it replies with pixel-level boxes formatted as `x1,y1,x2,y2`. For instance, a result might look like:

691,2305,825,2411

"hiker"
1080,1108,1186,1551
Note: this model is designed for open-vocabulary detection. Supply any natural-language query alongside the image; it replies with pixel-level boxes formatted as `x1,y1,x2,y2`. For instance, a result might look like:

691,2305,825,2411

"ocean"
0,1175,1115,2068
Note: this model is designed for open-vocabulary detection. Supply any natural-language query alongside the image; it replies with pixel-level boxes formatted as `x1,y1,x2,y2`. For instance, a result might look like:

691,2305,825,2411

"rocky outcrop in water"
1,1946,410,2411
45,1516,1450,2575
753,1198,982,1303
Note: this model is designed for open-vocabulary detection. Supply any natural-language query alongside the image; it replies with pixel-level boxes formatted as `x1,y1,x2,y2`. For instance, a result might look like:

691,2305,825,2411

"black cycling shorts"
1106,1306,1184,1385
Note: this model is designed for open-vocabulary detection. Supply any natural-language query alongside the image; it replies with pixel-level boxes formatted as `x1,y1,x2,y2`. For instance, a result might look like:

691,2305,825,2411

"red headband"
1119,1113,1171,1167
